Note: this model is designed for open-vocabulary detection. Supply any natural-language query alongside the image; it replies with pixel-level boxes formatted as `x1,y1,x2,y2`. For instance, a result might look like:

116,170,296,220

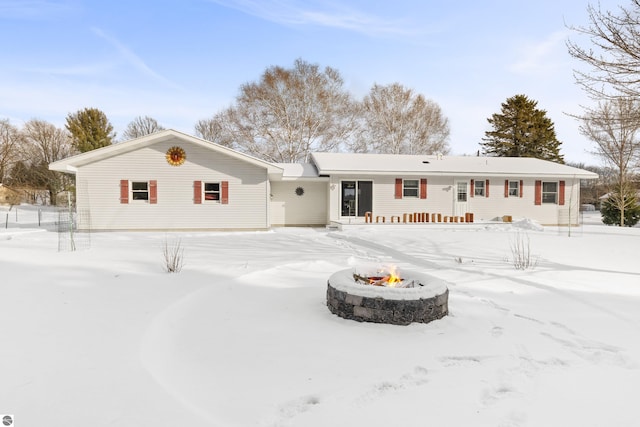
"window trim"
542,181,558,204
203,182,221,202
131,181,149,201
121,180,157,204
508,180,520,197
474,179,486,197
194,180,229,205
403,179,420,198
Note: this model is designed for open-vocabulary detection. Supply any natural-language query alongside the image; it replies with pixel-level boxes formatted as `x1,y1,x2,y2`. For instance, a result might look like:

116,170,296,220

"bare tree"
578,97,640,225
21,119,75,205
0,119,23,183
194,111,235,147
201,58,359,163
122,115,165,140
567,1,640,99
352,83,450,155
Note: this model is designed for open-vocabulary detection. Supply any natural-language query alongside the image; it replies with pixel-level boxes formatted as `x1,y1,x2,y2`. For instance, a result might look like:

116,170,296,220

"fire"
385,265,402,287
362,265,403,287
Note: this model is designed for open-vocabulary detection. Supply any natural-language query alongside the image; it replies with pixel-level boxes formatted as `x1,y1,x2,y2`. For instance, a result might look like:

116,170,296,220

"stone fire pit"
326,267,448,325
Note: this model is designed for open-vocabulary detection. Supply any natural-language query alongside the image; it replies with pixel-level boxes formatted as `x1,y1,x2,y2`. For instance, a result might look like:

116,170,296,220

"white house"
49,129,598,231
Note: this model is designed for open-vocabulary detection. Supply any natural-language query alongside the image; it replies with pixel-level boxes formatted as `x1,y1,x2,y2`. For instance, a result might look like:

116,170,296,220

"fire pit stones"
326,268,448,325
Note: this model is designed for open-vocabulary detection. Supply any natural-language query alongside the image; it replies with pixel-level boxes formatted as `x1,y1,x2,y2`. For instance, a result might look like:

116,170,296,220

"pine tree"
65,107,116,152
481,94,564,163
600,183,640,227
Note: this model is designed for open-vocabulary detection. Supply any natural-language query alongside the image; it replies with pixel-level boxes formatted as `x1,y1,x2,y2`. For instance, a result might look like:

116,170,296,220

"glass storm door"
357,181,372,216
341,181,373,217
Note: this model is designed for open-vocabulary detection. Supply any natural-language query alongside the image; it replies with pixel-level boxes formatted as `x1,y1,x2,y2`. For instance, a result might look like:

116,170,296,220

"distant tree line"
0,111,162,205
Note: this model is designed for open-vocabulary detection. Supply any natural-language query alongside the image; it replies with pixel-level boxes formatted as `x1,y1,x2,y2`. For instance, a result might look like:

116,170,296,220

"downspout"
266,170,271,229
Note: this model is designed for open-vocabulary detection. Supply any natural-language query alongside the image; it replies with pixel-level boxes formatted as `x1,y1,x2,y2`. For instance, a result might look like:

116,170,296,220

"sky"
0,0,626,165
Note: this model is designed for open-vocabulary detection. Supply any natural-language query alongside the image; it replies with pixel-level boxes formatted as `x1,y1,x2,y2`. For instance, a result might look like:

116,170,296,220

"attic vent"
422,160,430,164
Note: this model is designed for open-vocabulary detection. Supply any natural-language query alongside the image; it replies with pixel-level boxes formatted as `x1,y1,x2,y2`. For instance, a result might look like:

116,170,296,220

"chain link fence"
2,205,91,251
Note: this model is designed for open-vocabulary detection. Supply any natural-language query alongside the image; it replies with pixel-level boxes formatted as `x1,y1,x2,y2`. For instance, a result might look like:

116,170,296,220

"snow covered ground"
1,206,639,427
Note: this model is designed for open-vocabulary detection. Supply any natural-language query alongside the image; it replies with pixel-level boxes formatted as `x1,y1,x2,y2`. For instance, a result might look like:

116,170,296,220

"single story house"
49,129,598,231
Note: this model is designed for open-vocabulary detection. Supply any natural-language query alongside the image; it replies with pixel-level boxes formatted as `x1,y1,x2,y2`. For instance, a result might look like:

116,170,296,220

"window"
403,179,419,197
131,182,149,201
457,182,468,202
508,181,519,197
542,182,558,204
204,182,220,201
474,180,485,197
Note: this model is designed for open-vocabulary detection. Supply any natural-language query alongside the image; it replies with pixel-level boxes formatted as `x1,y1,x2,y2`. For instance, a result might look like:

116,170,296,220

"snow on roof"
49,129,283,175
274,163,320,179
310,152,599,178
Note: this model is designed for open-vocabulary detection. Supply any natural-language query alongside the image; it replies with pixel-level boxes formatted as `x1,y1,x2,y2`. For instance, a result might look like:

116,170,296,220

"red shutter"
395,178,402,199
149,180,157,204
221,181,229,204
485,179,490,198
470,179,474,198
420,178,427,199
504,180,509,198
120,180,129,204
520,180,523,198
535,180,542,205
559,180,565,206
194,181,202,204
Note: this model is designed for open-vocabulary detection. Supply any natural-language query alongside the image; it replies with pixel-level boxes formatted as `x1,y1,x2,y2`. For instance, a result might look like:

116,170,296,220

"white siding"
270,181,328,226
327,175,582,225
76,138,270,230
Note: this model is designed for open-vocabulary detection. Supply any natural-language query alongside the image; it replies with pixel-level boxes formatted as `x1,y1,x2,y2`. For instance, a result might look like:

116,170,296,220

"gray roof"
310,153,599,179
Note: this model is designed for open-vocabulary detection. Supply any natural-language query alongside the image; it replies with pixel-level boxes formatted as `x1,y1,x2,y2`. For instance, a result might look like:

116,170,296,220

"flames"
375,265,402,287
352,265,421,289
353,265,404,287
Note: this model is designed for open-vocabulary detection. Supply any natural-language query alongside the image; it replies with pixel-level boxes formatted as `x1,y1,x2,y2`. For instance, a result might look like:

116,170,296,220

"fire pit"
326,266,448,325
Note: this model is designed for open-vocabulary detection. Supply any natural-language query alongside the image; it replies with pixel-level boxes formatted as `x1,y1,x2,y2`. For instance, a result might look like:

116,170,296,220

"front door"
454,181,469,217
341,181,373,217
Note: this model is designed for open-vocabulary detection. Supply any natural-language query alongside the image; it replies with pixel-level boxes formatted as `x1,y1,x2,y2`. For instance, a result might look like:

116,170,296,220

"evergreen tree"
65,107,115,152
481,94,564,163
600,183,640,227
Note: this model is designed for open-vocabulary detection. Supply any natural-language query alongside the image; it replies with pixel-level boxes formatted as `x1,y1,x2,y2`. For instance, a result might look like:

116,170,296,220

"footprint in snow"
539,331,634,367
270,395,321,426
355,366,429,406
439,355,490,367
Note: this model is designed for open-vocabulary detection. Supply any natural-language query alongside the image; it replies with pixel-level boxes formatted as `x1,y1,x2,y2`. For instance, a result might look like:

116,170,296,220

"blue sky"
0,0,623,164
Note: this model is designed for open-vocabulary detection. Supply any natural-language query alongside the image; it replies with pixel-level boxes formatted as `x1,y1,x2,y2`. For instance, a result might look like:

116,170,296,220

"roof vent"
422,160,430,164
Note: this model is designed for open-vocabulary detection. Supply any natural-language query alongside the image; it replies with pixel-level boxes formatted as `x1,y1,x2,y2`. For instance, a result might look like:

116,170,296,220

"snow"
1,206,639,426
329,268,448,299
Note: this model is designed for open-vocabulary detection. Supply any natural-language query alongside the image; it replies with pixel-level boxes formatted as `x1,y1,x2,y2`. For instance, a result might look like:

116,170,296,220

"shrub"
163,237,184,273
600,186,640,227
510,232,537,270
